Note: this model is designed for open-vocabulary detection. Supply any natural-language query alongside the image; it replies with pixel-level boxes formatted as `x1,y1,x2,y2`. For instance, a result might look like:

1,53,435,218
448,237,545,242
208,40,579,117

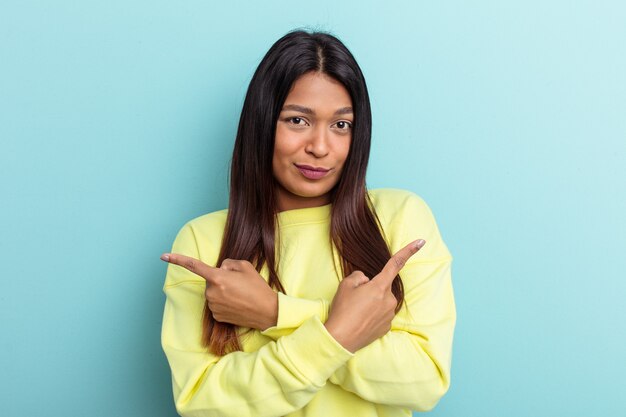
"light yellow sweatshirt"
161,188,456,417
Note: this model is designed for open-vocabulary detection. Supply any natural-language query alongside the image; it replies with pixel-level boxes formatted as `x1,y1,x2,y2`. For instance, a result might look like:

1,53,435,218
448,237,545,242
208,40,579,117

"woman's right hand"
324,239,426,353
159,254,278,331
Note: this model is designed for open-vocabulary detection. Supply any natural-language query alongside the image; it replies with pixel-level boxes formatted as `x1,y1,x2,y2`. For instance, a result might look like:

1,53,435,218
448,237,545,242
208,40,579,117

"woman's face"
273,71,353,212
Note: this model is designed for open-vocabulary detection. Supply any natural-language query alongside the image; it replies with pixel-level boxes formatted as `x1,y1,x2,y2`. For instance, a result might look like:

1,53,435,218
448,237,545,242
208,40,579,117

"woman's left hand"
160,253,278,330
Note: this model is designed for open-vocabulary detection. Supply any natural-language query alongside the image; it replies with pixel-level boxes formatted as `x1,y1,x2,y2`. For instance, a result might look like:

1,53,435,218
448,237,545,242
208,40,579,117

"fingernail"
160,254,170,262
414,239,426,250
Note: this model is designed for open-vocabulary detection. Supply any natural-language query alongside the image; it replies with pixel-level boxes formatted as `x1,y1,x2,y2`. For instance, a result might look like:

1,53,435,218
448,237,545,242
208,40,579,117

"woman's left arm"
263,259,456,411
262,192,456,411
327,256,455,411
262,258,455,411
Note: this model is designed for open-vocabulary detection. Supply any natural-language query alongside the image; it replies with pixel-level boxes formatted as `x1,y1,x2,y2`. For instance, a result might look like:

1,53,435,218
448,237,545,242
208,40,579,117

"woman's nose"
305,126,330,157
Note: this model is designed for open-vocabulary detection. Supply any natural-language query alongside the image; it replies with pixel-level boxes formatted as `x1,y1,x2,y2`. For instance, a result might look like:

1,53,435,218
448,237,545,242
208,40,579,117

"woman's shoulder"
367,187,431,218
367,187,452,261
367,187,423,202
185,207,229,231
170,208,229,264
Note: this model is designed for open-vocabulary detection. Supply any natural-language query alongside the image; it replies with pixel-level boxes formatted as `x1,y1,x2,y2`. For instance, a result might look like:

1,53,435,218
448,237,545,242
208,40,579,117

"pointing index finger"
160,252,216,281
375,239,425,287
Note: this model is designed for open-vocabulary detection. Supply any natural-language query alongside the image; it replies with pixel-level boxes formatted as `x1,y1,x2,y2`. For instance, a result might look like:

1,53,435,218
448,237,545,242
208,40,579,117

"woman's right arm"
161,223,354,417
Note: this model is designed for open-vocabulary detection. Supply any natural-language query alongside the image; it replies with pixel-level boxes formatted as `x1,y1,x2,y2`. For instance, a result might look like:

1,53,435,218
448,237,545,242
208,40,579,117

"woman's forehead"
282,72,352,113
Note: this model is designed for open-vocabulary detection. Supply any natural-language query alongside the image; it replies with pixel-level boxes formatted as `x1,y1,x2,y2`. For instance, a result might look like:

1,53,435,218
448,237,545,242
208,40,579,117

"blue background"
1,1,625,416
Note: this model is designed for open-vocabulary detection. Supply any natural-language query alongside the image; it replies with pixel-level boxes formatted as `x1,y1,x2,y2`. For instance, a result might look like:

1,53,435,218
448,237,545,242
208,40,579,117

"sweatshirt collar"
276,203,332,227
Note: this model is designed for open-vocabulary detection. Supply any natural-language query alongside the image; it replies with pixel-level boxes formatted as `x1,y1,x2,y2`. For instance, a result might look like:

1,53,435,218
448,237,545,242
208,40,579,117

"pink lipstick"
295,164,330,180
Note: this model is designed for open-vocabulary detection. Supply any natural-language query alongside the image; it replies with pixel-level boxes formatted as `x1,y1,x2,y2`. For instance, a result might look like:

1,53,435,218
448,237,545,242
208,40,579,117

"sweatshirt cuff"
260,293,329,340
276,315,354,387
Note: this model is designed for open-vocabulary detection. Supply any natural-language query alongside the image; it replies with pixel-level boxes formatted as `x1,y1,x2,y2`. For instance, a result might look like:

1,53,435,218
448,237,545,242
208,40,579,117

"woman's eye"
288,117,307,126
335,121,353,130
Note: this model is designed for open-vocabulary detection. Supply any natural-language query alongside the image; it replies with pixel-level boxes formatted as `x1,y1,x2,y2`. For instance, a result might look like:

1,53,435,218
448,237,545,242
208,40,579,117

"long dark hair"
204,29,405,355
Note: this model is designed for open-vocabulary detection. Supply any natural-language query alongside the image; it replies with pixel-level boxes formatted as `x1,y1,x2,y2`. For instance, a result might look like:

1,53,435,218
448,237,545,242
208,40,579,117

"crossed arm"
260,257,455,410
161,198,456,416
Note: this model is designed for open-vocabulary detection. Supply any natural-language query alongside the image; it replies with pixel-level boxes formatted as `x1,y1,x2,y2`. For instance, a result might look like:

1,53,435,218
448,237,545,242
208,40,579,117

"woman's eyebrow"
282,104,353,115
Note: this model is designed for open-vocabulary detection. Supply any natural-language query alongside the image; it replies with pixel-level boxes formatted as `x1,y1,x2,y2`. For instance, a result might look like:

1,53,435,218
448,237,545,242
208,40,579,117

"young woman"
160,29,456,416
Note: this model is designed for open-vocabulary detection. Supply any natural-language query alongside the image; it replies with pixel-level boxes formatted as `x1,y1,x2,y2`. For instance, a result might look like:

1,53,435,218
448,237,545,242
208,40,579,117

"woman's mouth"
295,164,331,180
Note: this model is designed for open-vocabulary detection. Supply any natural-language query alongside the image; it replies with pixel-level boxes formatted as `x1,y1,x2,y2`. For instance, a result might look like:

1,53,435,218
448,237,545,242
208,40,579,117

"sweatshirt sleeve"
161,223,354,417
328,258,455,411
260,293,330,340
262,192,456,411
259,262,454,412
328,192,456,411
